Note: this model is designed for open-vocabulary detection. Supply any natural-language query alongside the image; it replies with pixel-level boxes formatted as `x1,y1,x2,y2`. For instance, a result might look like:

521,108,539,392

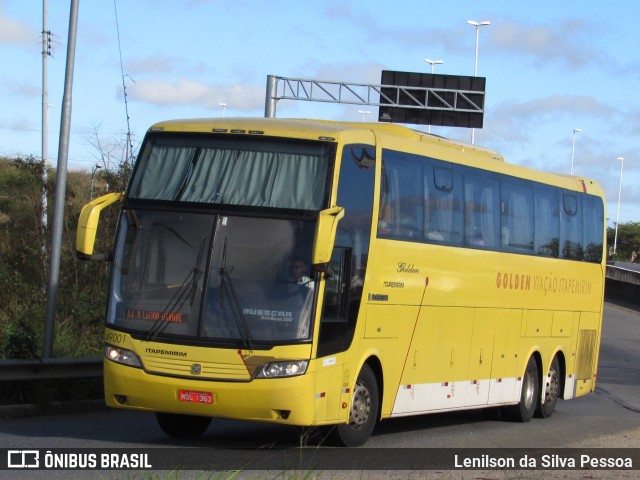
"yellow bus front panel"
104,329,350,426
104,355,349,426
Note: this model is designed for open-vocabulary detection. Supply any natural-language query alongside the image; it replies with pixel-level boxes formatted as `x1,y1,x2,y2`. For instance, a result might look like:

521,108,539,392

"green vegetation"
0,155,131,361
607,221,640,262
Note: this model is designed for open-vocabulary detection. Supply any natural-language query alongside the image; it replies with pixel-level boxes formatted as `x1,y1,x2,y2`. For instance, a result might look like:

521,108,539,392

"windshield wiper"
145,236,205,341
218,238,254,350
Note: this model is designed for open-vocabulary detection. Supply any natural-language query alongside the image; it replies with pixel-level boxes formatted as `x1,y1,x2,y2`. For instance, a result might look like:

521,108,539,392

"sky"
1,0,639,226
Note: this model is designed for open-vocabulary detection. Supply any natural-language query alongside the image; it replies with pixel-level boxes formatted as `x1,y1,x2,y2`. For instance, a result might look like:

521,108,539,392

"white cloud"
128,78,265,111
480,94,615,161
4,80,39,97
487,95,612,141
488,18,610,69
0,14,35,44
127,56,179,75
500,95,612,120
322,5,610,71
310,62,385,84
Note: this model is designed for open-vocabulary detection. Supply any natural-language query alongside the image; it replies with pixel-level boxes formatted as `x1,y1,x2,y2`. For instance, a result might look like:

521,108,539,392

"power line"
0,124,132,136
0,148,101,166
113,0,135,167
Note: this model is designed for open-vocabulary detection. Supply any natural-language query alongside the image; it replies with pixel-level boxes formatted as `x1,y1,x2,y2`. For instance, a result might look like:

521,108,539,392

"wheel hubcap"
545,367,559,402
349,381,371,429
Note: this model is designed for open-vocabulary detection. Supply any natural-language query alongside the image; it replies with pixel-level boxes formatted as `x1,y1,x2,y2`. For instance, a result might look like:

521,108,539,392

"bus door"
312,143,375,422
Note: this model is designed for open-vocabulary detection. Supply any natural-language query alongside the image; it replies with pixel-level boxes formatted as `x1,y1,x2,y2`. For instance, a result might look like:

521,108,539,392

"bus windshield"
127,134,332,210
108,210,317,345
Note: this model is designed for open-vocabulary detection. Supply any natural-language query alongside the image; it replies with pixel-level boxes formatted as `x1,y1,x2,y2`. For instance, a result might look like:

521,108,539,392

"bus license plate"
179,389,214,404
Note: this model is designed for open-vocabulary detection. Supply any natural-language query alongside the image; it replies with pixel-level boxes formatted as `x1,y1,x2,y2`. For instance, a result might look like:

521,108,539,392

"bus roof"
150,116,504,161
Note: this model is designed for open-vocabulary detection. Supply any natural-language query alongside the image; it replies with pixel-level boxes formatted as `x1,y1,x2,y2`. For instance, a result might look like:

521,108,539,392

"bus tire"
155,413,212,437
505,356,539,423
331,364,379,447
536,356,560,418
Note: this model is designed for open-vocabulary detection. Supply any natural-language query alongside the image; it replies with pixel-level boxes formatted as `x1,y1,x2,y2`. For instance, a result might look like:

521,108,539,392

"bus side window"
534,186,559,257
501,179,534,252
378,151,423,240
463,170,499,248
429,164,463,245
583,194,604,263
561,191,583,260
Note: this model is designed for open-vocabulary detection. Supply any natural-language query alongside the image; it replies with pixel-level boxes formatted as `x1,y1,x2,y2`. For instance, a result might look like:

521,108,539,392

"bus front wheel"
155,412,212,437
505,356,539,423
332,364,379,447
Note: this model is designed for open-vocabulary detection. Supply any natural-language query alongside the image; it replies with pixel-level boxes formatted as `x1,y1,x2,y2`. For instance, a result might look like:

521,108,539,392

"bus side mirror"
312,206,344,272
76,192,124,260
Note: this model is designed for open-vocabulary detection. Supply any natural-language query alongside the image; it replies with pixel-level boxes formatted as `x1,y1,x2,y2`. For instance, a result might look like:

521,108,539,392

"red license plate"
178,389,214,404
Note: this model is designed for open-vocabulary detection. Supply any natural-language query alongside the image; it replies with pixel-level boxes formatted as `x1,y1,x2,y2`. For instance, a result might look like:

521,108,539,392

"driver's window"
316,248,350,357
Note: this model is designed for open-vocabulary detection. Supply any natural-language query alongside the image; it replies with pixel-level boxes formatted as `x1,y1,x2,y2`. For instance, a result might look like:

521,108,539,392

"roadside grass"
99,469,323,480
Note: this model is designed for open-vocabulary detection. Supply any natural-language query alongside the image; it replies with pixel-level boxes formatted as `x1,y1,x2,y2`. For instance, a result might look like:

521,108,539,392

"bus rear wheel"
536,356,560,418
155,413,212,437
331,364,379,447
505,356,539,423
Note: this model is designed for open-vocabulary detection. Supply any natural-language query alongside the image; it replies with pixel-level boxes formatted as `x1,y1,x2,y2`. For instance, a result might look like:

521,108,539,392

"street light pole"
357,110,371,123
219,102,227,118
614,156,624,256
424,58,443,134
570,128,582,175
424,58,443,74
467,20,490,145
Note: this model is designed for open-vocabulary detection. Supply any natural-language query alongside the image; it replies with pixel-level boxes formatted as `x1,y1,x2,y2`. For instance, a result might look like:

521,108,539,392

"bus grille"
143,357,250,380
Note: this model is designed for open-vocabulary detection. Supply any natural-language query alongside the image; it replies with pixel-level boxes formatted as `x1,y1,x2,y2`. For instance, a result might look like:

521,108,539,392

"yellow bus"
77,118,605,446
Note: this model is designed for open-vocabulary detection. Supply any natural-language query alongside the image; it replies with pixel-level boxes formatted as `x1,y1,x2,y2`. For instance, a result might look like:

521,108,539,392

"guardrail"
606,263,640,306
0,356,102,381
606,262,640,284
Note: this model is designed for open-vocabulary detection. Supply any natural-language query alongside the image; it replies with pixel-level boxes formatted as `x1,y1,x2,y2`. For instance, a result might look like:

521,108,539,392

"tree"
0,145,133,359
607,222,640,262
0,156,48,358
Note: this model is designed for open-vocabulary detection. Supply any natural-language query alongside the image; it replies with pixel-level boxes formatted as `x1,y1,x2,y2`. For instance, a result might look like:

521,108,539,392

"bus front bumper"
104,359,321,426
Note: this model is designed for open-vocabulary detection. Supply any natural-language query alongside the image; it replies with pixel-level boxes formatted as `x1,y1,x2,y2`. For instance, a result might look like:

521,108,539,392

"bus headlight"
256,360,309,378
104,346,142,368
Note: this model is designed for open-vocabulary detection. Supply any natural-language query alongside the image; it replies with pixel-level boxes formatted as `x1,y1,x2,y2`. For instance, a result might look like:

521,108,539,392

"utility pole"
44,0,80,358
41,0,51,232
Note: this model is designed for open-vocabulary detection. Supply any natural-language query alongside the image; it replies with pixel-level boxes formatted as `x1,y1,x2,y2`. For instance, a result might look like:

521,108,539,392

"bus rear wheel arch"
330,363,380,447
